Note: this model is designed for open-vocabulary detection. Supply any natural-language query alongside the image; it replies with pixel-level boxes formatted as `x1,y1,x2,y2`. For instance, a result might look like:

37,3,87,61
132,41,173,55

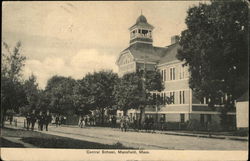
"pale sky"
2,1,201,89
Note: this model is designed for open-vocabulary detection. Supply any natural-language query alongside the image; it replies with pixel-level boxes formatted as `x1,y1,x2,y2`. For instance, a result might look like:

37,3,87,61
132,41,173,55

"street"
39,125,247,150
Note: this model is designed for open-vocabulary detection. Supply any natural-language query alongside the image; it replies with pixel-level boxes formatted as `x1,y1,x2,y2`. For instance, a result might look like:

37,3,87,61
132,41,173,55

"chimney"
171,35,180,44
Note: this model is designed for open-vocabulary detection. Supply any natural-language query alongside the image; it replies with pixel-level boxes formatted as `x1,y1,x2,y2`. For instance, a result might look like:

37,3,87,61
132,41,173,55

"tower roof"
136,15,147,23
129,14,154,30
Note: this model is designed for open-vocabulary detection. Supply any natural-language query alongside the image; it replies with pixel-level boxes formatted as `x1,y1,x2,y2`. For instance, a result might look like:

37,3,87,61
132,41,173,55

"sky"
2,1,201,89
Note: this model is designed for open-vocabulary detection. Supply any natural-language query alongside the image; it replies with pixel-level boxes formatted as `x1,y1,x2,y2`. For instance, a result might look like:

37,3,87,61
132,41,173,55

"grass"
0,137,24,147
1,127,134,149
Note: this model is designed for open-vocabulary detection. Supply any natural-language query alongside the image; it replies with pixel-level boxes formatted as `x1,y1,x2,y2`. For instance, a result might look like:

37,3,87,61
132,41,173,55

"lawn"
1,137,24,147
1,127,133,149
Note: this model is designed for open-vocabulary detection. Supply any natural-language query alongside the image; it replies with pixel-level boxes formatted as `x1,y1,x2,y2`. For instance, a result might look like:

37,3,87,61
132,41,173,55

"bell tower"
129,14,154,46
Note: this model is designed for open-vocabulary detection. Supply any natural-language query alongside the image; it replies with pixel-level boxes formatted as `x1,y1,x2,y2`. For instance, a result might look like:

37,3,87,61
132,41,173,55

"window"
170,67,175,80
182,91,185,104
180,114,185,123
179,65,185,79
164,69,166,81
161,70,164,81
179,91,182,104
179,91,185,104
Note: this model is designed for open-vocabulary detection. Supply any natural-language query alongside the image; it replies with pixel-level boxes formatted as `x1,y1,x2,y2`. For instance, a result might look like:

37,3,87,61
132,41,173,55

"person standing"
133,116,137,130
9,115,13,125
120,116,125,132
44,111,52,131
55,115,59,127
37,111,45,131
149,115,155,132
30,110,37,131
111,115,117,128
144,115,150,132
160,115,165,131
26,112,31,130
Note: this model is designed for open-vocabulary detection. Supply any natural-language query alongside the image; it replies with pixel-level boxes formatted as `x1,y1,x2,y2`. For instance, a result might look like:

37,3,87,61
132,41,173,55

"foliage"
22,74,40,112
114,69,164,114
80,70,119,122
1,41,26,126
177,0,248,107
44,75,77,115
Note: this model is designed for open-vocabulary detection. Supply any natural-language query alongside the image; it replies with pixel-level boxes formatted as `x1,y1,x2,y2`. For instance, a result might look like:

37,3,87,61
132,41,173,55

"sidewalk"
154,130,248,141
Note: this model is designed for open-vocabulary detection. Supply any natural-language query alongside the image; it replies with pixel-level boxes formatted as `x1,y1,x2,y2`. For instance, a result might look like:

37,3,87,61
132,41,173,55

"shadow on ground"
1,127,134,149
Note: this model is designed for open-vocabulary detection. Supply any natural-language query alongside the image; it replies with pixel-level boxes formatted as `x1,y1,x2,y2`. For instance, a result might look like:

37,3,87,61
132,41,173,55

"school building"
116,14,236,129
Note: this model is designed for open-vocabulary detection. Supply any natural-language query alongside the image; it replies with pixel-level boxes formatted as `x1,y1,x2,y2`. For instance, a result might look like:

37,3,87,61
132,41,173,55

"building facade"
236,91,249,129
116,14,236,129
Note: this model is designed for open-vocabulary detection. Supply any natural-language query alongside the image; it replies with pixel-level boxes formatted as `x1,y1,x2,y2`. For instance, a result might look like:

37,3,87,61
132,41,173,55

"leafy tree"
72,79,92,115
44,76,77,115
22,74,39,113
1,41,26,127
177,0,248,129
114,69,164,126
82,70,119,124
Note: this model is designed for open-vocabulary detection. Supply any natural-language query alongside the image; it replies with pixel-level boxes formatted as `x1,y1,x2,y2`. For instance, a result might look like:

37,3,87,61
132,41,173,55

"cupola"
129,14,154,46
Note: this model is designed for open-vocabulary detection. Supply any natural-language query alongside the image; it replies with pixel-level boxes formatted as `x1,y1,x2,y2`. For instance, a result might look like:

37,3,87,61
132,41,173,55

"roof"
136,15,147,23
129,15,154,30
158,43,180,64
237,91,249,102
122,43,167,62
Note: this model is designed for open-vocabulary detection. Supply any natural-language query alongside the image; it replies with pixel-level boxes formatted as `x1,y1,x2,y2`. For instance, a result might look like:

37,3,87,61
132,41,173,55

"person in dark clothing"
37,111,45,131
132,116,137,130
26,112,31,130
9,115,13,125
59,115,63,126
160,115,165,131
44,111,52,131
55,115,59,127
111,115,117,128
30,110,37,131
149,115,154,132
144,115,150,132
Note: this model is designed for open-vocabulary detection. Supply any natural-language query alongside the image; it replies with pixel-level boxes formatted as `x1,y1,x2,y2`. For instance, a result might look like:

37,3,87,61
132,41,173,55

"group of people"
120,116,129,132
78,115,96,128
109,115,117,128
26,110,52,131
144,115,155,132
54,115,66,127
119,115,165,132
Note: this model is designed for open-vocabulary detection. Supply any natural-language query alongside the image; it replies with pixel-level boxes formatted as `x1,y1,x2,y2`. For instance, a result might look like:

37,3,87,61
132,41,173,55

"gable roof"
117,42,181,66
122,43,167,63
158,43,180,64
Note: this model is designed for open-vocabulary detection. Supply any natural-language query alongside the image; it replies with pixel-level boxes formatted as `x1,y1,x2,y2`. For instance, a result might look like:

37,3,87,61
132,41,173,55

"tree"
114,69,164,127
22,74,39,113
82,70,119,124
177,0,248,129
1,41,26,127
44,76,77,115
72,79,92,116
